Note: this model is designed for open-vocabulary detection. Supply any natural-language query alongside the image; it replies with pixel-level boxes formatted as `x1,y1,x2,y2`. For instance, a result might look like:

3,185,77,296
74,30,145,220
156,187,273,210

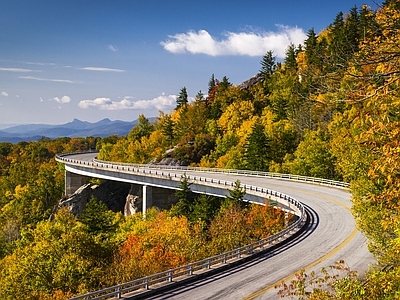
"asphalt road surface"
63,153,376,299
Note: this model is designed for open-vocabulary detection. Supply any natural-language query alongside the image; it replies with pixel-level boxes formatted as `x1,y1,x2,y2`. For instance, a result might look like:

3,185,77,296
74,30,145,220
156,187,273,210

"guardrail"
56,152,349,190
54,152,342,299
56,153,304,217
68,190,305,300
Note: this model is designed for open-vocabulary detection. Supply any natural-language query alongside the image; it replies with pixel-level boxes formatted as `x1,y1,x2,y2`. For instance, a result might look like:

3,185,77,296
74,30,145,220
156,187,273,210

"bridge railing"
56,152,349,189
92,158,348,189
56,153,305,217
68,193,305,300
56,153,309,299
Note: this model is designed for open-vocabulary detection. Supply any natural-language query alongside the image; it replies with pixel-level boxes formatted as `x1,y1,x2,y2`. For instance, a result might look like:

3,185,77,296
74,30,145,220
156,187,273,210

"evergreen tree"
359,4,379,41
260,50,276,77
195,90,204,102
222,180,247,210
304,28,318,66
78,196,119,236
344,6,360,55
171,173,194,217
218,76,230,92
284,44,297,71
244,119,270,171
176,86,188,109
161,114,174,145
328,11,345,67
128,114,154,141
208,74,215,94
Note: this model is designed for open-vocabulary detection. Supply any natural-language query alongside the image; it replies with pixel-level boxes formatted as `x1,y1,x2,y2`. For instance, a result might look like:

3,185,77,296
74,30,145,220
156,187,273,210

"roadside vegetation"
1,1,400,298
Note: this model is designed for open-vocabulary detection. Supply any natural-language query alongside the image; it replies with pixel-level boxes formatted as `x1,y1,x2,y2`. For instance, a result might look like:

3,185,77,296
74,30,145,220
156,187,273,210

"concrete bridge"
57,152,303,217
56,152,375,299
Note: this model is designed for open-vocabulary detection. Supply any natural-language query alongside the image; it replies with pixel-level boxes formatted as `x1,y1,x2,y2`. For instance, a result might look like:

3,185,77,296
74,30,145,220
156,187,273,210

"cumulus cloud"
53,95,71,104
19,76,79,84
79,67,125,72
1,91,8,97
160,25,307,58
78,94,177,111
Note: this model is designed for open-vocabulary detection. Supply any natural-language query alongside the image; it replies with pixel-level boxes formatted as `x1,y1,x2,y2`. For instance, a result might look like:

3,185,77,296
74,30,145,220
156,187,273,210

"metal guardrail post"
54,152,351,299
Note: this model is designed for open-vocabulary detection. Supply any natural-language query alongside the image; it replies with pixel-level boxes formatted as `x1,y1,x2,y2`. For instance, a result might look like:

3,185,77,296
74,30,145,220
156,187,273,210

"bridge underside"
64,164,296,216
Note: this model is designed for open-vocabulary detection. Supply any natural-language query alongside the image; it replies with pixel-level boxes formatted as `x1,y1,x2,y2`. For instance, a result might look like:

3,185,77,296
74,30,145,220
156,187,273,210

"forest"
1,0,400,298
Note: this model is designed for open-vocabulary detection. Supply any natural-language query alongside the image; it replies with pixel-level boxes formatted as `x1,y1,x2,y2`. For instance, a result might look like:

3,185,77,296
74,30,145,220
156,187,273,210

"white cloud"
160,25,307,58
0,67,35,72
79,67,125,72
53,95,71,104
108,44,118,52
78,94,177,111
1,91,8,97
19,76,79,84
24,61,56,66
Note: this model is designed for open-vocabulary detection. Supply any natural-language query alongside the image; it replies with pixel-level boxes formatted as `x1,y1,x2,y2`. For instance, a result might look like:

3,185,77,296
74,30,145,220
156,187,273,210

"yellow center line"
243,189,356,300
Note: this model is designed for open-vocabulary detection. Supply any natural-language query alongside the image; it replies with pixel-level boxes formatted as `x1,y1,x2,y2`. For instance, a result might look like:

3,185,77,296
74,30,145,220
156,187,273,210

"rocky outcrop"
155,157,188,166
124,185,142,216
149,147,188,166
52,180,131,218
239,73,265,90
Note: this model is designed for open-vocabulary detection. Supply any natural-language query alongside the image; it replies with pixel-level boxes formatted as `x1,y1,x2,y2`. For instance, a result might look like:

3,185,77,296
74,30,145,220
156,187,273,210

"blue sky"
0,0,379,126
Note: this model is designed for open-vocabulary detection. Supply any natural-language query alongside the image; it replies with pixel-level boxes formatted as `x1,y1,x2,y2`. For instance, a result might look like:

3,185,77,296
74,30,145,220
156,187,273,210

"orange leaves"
112,212,191,282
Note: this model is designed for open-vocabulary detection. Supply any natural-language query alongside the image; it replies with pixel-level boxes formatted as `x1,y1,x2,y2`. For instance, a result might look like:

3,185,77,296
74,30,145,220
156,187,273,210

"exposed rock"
52,183,96,218
156,157,188,166
239,73,265,90
149,147,188,166
124,184,142,216
52,180,131,218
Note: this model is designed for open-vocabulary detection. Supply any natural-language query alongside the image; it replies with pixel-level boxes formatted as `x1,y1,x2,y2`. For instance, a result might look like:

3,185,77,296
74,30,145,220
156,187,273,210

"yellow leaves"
218,100,254,133
236,117,257,145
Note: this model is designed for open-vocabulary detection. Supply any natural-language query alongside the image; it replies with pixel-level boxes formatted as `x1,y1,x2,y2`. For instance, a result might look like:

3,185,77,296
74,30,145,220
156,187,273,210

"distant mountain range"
0,118,144,143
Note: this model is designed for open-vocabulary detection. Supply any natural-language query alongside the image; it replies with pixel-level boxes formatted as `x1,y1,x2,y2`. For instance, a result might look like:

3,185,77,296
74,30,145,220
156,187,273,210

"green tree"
243,119,270,171
128,114,154,141
176,86,188,109
284,43,297,71
260,50,276,78
160,114,174,146
78,196,121,237
171,174,195,218
0,209,112,298
282,130,337,179
208,73,216,94
222,180,247,209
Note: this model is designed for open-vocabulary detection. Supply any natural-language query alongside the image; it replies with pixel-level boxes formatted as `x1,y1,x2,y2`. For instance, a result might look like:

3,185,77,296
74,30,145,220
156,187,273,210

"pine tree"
218,76,230,92
344,6,360,55
172,173,194,217
260,50,276,77
244,119,270,171
208,74,215,94
176,86,188,109
195,90,204,102
304,28,318,66
222,180,247,209
161,114,174,145
284,44,297,71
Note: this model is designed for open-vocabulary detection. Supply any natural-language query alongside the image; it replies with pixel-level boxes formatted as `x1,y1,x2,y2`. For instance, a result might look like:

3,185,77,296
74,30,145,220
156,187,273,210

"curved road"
62,153,375,299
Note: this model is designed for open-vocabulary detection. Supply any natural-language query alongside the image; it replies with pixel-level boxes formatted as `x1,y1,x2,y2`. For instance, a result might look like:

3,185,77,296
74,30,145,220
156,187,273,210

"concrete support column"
65,170,87,195
142,185,152,216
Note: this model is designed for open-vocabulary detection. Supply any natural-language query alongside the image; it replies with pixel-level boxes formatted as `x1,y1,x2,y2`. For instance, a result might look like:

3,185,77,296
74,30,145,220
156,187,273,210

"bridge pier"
142,185,152,216
65,170,87,195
